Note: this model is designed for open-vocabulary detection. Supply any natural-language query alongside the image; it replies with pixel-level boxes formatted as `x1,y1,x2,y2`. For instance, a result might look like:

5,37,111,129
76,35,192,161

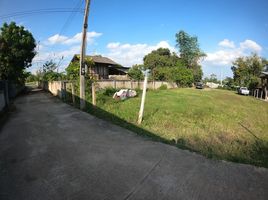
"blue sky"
0,0,268,78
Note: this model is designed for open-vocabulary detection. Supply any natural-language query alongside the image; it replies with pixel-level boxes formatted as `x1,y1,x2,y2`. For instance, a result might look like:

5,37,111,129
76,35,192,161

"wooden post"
138,71,148,124
260,90,263,99
113,80,116,89
71,82,75,104
257,89,259,98
92,82,96,106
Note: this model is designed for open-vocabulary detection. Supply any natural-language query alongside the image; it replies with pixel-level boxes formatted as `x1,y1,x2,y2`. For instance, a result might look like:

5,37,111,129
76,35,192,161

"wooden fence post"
138,72,148,124
71,82,75,104
92,82,96,106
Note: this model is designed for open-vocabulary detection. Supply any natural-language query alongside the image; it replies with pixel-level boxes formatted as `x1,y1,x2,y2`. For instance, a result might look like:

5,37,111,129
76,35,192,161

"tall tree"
128,64,144,80
143,48,183,79
231,54,266,89
0,22,36,83
175,30,206,81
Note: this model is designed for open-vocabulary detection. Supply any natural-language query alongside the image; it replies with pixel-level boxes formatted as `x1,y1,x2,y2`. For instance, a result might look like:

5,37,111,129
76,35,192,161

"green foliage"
37,60,65,81
66,61,80,80
175,30,206,68
43,60,57,72
222,77,236,90
158,84,167,90
25,72,38,82
153,66,193,87
168,67,194,87
43,71,65,81
65,58,94,80
102,87,118,96
143,48,184,80
0,22,36,84
175,30,205,82
86,89,268,167
128,64,144,80
192,65,203,82
231,54,266,89
204,73,220,83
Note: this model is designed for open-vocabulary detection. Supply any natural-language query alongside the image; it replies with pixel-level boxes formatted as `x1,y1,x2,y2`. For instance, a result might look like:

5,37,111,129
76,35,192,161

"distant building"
69,55,129,80
206,82,219,89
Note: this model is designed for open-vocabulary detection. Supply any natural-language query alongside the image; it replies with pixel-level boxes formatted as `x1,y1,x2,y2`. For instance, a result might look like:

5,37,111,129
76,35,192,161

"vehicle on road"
238,87,250,95
195,82,204,89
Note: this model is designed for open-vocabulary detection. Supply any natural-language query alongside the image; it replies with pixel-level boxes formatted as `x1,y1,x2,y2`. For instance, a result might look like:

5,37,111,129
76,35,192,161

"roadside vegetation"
86,88,267,168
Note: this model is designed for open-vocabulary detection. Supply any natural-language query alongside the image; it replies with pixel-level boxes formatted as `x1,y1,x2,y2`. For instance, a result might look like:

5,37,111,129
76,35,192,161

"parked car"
238,87,250,95
195,82,204,89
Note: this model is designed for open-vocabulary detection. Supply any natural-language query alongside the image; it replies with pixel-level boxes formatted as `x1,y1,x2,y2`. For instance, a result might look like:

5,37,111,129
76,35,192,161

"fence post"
113,80,116,89
92,82,96,106
71,82,75,104
138,72,149,124
256,89,259,99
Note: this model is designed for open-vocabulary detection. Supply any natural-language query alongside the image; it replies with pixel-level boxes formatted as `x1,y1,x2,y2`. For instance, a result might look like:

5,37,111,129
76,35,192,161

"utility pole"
138,70,149,124
79,0,91,109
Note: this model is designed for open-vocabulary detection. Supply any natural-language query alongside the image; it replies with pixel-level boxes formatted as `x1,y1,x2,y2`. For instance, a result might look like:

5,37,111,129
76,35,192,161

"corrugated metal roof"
73,54,119,65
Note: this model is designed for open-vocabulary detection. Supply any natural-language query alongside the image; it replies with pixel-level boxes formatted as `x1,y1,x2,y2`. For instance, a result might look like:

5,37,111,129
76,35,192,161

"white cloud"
47,31,102,45
105,40,176,67
240,39,262,52
202,39,262,70
204,49,243,66
48,34,68,44
218,39,235,48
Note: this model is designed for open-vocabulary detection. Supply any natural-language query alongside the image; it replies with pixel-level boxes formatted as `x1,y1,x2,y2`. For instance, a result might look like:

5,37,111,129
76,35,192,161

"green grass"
65,87,268,167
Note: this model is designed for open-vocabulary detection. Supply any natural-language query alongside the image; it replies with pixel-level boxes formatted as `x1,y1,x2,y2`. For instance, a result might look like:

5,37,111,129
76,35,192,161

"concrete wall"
96,80,178,90
40,81,64,98
40,80,177,101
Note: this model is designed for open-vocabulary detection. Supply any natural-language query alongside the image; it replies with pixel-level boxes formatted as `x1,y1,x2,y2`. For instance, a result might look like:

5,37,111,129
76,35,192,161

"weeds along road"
0,89,267,200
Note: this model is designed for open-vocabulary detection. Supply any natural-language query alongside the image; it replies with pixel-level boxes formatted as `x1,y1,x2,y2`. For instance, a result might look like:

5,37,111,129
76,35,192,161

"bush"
159,84,167,90
103,87,118,96
168,67,194,87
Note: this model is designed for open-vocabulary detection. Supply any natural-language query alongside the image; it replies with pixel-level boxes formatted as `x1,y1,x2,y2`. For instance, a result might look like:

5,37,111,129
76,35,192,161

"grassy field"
84,88,268,167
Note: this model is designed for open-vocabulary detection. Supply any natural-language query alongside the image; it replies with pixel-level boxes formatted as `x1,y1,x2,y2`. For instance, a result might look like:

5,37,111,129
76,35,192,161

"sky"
0,0,268,79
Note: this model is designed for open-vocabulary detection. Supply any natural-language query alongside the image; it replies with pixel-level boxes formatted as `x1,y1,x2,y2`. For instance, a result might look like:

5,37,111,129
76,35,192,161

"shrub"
159,84,168,90
103,87,117,96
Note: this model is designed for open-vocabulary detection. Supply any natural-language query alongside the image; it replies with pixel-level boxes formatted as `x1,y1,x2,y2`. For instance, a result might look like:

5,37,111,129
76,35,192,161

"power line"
36,0,84,69
0,8,84,20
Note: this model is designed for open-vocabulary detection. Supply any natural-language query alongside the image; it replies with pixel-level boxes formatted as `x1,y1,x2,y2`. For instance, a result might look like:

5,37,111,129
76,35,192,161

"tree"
175,30,206,81
143,48,184,79
204,73,219,83
231,54,266,89
167,67,194,87
128,64,144,80
43,60,57,73
39,60,65,81
66,62,80,80
25,72,38,82
0,22,36,84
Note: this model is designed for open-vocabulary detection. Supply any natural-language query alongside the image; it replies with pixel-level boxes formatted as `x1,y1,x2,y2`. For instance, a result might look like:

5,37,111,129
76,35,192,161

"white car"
238,87,250,95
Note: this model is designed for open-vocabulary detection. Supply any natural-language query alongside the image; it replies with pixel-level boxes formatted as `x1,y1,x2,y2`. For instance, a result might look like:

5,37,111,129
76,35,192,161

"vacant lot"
88,88,268,167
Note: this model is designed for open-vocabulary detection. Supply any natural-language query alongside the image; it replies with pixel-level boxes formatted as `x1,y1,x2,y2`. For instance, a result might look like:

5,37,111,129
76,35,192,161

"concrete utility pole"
79,0,91,109
138,70,149,124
